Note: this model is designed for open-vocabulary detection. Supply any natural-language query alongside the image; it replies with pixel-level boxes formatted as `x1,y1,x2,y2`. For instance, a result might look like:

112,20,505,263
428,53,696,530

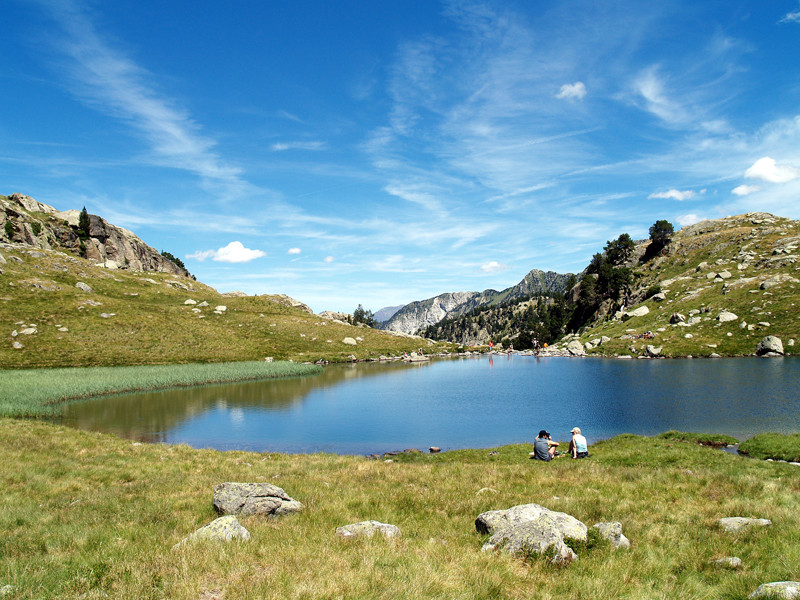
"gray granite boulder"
669,313,686,324
750,582,800,599
717,311,738,323
622,306,650,320
75,282,93,293
335,520,400,539
718,517,772,533
476,503,586,564
644,345,662,357
173,515,250,549
213,482,303,516
756,336,784,356
566,340,586,356
591,522,630,549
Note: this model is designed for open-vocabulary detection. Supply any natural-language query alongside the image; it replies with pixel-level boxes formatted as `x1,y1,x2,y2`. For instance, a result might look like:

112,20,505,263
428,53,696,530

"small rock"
684,334,693,339
215,305,227,312
336,520,400,539
669,313,686,324
198,301,209,307
717,311,738,323
651,292,666,302
477,487,499,495
758,321,771,327
75,282,93,293
19,327,37,335
718,270,732,279
12,341,23,349
645,345,662,357
711,556,742,569
749,582,800,599
718,517,772,533
184,299,198,305
99,313,114,318
173,515,250,549
591,522,631,549
622,306,650,320
58,327,69,332
342,337,358,345
429,446,441,453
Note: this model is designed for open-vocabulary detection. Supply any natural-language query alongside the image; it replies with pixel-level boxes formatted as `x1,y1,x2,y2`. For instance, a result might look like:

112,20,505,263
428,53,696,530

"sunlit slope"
0,246,448,368
576,212,800,357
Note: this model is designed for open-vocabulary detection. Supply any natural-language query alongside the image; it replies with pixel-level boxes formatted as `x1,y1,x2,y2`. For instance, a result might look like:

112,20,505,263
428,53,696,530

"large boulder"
756,336,784,356
717,311,738,323
622,306,649,320
566,340,586,356
476,503,586,564
213,482,303,516
749,582,800,599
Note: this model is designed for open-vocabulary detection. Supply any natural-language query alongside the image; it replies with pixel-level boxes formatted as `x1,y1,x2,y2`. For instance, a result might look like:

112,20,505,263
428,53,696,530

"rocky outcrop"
268,294,314,314
1,193,185,275
212,482,303,516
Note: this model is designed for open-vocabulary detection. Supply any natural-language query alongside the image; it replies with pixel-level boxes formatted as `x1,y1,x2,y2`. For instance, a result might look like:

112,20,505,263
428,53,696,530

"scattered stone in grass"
336,520,400,539
214,305,227,312
717,311,738,322
184,299,197,305
758,321,771,327
99,313,114,318
749,582,800,599
342,337,357,345
19,327,37,335
75,282,93,293
0,585,15,596
173,515,250,549
477,488,499,495
213,482,303,517
685,334,693,338
57,327,68,332
591,522,631,549
12,342,22,349
718,517,772,533
198,301,209,307
711,556,742,569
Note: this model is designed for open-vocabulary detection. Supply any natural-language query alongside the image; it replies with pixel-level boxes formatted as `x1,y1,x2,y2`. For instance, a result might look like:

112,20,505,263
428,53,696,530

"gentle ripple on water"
60,355,800,454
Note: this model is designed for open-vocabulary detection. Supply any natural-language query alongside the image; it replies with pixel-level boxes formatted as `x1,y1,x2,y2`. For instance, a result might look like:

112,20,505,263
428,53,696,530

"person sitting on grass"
531,430,559,461
569,427,589,459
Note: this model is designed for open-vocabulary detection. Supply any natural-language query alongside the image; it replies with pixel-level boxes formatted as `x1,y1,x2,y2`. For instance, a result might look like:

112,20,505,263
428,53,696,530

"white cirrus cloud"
288,247,302,255
780,7,800,23
556,82,587,101
481,261,508,274
187,241,266,263
648,189,696,201
732,184,761,196
744,157,799,183
271,141,327,151
323,256,335,264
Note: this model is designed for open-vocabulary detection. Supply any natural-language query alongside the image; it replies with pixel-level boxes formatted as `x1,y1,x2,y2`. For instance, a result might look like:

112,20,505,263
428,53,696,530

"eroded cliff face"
0,193,185,276
381,269,573,336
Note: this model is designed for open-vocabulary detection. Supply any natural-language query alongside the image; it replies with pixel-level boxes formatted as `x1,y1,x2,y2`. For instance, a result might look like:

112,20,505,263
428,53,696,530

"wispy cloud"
287,247,302,255
271,141,327,152
187,241,266,263
732,184,760,196
37,1,243,186
780,5,800,24
649,189,696,201
481,260,509,274
556,82,587,101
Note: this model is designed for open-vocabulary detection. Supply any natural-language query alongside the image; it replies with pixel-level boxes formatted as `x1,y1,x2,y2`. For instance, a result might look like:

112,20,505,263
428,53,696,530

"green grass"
0,361,321,417
657,430,740,447
0,246,454,369
2,422,797,599
739,433,800,462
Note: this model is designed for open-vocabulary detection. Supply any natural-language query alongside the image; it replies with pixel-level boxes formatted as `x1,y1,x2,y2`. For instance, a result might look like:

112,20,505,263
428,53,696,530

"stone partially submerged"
756,336,784,357
213,482,303,517
476,503,587,565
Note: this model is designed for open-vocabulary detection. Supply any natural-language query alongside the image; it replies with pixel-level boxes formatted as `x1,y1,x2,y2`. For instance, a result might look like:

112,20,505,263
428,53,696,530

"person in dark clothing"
530,430,559,461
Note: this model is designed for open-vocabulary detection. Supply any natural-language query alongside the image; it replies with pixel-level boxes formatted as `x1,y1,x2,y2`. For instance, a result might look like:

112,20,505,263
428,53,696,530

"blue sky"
3,1,800,313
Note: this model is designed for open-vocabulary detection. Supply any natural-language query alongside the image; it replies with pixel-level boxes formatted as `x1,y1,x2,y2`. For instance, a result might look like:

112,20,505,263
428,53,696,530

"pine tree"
78,207,91,239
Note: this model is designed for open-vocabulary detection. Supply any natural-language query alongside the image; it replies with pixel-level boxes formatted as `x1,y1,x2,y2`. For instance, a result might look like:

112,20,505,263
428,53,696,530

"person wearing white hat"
569,427,589,459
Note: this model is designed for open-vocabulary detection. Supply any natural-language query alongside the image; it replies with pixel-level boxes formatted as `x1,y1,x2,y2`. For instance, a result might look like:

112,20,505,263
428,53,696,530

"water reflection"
59,356,800,454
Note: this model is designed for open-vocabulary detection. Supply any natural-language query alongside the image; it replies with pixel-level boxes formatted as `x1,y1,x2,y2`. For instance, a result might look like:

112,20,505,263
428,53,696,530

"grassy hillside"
2,419,799,599
570,213,800,357
0,245,452,369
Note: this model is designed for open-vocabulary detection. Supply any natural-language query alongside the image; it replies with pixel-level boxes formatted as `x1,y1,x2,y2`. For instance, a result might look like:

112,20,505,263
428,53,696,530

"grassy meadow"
1,420,799,600
0,361,321,417
0,246,453,369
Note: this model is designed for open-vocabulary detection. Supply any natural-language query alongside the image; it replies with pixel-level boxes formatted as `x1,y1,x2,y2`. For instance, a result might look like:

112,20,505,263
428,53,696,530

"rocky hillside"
381,269,573,335
555,212,799,358
0,193,185,275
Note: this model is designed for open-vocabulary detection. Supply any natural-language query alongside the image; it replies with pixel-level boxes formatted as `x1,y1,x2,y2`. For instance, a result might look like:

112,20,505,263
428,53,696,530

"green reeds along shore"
0,361,321,417
1,422,800,600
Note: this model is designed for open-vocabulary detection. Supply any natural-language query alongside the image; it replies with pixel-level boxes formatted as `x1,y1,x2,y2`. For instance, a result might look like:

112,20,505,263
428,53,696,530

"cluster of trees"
349,304,377,327
424,219,675,345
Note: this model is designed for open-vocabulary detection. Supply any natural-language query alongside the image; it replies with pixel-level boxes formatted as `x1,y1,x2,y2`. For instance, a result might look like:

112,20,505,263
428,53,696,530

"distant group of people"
530,427,589,461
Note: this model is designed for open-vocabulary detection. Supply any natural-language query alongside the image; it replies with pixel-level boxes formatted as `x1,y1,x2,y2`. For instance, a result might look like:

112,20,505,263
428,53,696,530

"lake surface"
59,356,800,455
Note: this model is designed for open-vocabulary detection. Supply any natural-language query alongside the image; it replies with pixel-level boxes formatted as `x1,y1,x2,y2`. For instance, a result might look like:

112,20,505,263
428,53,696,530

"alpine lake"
57,355,800,455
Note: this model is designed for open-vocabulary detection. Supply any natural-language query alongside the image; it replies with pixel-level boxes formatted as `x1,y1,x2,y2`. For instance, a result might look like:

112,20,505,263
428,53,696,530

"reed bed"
0,361,321,417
